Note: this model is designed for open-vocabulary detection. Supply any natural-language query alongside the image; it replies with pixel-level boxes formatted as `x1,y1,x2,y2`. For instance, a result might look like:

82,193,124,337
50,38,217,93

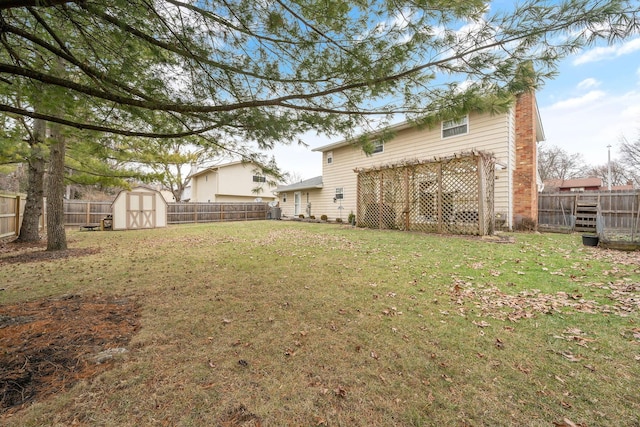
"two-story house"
276,91,544,231
189,161,277,203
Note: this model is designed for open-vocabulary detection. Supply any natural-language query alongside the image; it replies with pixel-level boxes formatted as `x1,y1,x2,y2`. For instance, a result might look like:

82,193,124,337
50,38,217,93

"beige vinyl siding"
193,172,218,202
217,163,257,198
317,110,514,222
279,189,323,218
191,162,276,202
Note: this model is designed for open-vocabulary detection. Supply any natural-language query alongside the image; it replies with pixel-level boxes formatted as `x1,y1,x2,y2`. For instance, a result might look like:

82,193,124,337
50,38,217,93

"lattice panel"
356,152,495,236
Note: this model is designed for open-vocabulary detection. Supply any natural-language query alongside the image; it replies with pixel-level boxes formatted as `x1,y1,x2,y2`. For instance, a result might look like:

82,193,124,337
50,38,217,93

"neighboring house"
543,177,602,192
277,91,544,230
544,177,635,192
189,161,277,203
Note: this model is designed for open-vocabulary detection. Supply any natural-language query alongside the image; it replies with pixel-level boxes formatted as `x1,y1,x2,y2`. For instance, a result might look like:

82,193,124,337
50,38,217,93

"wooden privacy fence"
66,201,268,226
64,200,112,227
355,152,495,235
167,202,268,224
538,191,640,242
0,194,28,238
2,198,269,237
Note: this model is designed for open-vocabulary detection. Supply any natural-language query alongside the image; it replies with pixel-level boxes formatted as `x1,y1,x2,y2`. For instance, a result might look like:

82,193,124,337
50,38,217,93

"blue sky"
270,31,640,181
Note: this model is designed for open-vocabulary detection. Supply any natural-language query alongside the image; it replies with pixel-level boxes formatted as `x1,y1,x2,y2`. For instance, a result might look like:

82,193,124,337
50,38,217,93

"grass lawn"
1,221,639,426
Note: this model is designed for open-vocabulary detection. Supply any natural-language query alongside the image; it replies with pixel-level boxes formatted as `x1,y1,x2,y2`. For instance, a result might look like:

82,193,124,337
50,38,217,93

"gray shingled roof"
275,176,323,192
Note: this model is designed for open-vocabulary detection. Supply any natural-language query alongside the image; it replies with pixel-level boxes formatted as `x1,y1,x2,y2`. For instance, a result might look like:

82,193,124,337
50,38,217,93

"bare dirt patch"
0,239,100,265
0,294,139,415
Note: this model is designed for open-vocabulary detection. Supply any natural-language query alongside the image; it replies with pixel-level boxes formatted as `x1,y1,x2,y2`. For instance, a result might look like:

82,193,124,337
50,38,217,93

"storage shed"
111,186,168,230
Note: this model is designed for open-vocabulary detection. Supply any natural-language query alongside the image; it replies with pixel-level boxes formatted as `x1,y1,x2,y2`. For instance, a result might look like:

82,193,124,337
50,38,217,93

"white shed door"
126,192,156,229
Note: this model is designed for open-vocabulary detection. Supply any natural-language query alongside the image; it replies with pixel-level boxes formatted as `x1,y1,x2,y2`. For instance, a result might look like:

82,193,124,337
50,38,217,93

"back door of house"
294,192,301,215
126,192,156,229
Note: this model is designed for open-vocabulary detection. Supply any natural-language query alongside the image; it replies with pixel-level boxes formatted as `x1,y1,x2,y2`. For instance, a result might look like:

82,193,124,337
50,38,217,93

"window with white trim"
253,175,266,183
442,116,468,138
372,141,384,154
335,187,344,200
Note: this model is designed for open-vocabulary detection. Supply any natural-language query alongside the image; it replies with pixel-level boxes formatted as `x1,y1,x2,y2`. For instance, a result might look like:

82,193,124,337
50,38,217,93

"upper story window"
372,141,384,154
442,116,468,138
327,151,333,164
253,175,266,183
335,187,344,200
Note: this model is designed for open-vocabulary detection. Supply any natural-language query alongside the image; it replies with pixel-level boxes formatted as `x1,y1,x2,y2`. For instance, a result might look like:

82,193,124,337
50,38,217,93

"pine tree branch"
0,103,221,138
0,0,78,10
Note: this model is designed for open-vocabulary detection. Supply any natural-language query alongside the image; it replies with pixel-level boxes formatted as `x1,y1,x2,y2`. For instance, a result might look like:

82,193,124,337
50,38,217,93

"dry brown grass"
1,222,639,426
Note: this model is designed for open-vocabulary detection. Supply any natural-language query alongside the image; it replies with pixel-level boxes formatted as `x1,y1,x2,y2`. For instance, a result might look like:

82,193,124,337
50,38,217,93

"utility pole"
607,144,612,191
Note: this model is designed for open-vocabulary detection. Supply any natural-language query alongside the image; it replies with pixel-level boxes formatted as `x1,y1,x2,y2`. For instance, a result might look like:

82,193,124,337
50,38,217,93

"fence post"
437,163,443,233
403,169,410,230
14,195,20,236
477,156,487,235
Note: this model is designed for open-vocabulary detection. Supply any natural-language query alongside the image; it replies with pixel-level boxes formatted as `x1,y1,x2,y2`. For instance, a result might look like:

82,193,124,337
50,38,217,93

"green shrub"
335,217,343,223
298,214,305,219
320,215,328,221
348,211,356,225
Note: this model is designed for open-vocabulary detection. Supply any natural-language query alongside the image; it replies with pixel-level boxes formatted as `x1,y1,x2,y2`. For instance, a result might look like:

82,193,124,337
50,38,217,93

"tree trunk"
16,119,46,243
46,124,67,251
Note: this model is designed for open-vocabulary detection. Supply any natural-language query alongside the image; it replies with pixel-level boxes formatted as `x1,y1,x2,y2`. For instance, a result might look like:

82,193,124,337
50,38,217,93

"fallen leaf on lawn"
553,417,579,427
314,416,327,425
370,350,379,360
472,320,491,328
334,386,347,398
561,352,583,362
495,338,504,349
222,318,232,324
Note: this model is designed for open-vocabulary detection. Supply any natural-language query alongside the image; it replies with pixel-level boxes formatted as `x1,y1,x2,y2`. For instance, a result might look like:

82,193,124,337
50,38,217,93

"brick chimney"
513,91,539,229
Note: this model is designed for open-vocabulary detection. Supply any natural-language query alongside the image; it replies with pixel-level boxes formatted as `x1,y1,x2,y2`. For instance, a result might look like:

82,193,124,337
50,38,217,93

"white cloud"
573,37,640,65
540,90,640,166
576,78,600,90
547,90,606,110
